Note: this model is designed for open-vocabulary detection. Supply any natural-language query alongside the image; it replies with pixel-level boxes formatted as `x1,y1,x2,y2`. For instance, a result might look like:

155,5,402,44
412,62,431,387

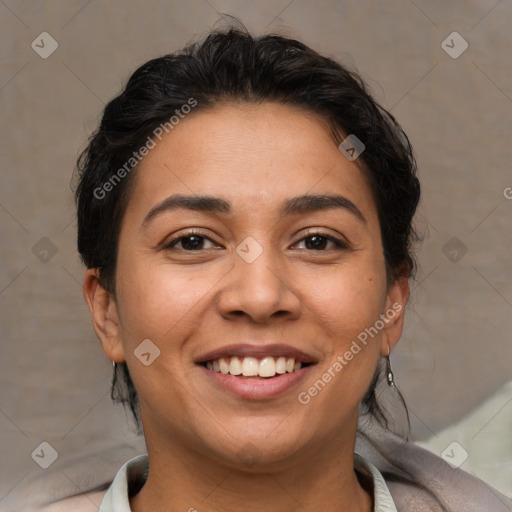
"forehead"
125,102,378,224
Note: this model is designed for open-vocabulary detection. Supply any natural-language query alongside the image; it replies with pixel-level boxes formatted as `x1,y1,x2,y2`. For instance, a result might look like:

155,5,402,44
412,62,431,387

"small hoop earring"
385,346,395,387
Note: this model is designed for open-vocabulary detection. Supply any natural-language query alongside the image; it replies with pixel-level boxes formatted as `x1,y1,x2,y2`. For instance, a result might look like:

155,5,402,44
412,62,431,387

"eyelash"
294,232,349,251
163,230,349,252
163,230,219,251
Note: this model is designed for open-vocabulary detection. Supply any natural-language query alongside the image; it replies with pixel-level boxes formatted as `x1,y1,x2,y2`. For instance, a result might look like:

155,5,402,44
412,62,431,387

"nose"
216,246,302,324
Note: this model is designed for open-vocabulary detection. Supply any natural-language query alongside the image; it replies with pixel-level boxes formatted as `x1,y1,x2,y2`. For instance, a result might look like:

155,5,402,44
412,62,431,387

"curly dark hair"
75,26,420,435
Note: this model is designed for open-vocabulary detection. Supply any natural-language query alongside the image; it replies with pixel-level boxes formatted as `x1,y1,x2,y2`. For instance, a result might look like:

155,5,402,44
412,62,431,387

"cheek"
307,259,387,347
297,257,386,405
113,258,217,419
114,255,218,349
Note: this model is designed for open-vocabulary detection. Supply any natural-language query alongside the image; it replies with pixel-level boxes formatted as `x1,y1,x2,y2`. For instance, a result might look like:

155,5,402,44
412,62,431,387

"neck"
130,423,373,512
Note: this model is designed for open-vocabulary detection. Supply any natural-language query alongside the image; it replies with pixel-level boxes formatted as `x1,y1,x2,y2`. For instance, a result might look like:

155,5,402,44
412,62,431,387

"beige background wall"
1,0,511,508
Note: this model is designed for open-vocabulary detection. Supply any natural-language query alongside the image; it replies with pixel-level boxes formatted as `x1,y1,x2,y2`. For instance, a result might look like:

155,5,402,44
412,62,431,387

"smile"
196,343,318,399
203,356,311,378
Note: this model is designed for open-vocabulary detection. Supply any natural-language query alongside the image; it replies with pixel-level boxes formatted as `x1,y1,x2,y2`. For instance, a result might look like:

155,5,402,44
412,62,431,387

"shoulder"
384,479,445,512
40,490,107,512
38,454,149,512
356,424,512,512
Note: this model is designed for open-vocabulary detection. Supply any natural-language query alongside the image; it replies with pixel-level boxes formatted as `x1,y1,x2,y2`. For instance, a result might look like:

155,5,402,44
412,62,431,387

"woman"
69,27,511,511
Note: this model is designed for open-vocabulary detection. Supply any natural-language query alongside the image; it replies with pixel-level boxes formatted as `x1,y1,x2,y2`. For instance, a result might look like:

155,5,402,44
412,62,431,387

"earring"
386,346,394,387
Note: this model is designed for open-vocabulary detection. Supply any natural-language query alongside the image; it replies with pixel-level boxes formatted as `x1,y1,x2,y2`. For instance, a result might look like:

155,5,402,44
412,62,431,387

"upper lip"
195,343,318,364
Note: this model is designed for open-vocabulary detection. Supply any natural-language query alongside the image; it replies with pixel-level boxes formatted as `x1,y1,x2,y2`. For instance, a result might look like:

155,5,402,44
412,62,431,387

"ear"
380,274,409,356
83,269,125,363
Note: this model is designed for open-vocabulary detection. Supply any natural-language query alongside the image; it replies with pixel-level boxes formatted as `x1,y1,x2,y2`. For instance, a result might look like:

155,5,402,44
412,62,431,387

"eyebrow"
142,195,230,227
281,194,366,223
141,193,366,227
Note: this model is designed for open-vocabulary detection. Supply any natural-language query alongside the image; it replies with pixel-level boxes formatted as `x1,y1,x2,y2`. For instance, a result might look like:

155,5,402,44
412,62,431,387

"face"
85,102,407,470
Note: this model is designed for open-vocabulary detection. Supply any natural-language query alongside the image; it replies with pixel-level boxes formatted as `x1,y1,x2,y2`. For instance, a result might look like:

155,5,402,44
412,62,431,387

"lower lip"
198,365,314,400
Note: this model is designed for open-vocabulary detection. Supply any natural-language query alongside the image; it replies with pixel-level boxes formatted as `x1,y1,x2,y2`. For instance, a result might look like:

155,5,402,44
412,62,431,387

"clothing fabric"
21,428,512,512
15,389,512,512
98,453,398,512
355,419,512,512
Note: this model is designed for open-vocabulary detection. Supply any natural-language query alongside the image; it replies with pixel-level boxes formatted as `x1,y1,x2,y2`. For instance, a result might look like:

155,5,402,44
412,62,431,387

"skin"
84,102,409,512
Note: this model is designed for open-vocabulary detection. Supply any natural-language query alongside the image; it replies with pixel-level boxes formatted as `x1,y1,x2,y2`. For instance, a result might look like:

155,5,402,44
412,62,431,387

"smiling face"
85,102,408,471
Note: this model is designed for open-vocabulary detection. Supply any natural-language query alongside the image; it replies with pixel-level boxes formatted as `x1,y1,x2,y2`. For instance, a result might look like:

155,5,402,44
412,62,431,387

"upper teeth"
206,356,302,378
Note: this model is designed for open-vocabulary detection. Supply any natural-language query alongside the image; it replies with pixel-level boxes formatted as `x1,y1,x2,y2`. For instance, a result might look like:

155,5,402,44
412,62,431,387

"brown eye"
164,232,219,251
294,233,348,251
304,235,329,250
176,235,206,250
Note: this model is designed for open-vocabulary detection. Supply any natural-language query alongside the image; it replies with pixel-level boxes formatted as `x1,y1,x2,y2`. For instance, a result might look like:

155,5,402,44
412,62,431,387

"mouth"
201,355,314,378
196,343,317,378
195,344,318,398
